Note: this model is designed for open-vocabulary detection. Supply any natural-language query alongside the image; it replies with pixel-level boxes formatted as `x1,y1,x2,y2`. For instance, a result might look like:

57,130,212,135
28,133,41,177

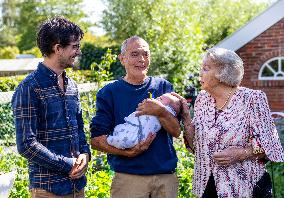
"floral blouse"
191,87,284,198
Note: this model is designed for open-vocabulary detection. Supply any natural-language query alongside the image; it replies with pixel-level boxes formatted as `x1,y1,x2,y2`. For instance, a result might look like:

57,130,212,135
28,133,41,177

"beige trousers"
30,188,84,198
110,172,179,198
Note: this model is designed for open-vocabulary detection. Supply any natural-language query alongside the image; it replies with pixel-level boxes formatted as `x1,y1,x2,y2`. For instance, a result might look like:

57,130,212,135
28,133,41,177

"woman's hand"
170,92,191,121
213,147,250,166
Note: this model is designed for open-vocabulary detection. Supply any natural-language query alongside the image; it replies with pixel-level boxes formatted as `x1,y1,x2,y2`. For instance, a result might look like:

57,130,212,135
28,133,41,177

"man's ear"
53,44,61,55
118,54,123,61
118,54,125,65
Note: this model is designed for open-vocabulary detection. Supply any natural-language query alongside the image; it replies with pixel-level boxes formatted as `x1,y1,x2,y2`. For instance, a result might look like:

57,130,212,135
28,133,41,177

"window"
259,57,284,80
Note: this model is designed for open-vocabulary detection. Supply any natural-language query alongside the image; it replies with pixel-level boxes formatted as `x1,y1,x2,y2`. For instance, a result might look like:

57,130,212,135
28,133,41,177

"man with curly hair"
12,17,90,197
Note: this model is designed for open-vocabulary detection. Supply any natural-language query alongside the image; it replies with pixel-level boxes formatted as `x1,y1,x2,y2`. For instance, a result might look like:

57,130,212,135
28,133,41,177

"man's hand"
136,99,165,117
69,153,89,179
124,133,156,157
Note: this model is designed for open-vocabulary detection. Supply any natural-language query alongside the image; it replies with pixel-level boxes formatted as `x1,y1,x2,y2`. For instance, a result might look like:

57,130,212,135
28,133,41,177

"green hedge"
0,75,27,92
0,103,15,146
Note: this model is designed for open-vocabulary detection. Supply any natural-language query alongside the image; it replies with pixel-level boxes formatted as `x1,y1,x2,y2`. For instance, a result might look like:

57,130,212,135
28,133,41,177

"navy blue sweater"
91,77,178,174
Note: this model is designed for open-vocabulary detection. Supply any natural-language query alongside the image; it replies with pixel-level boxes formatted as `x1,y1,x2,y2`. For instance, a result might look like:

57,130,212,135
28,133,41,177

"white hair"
120,35,148,54
205,47,244,86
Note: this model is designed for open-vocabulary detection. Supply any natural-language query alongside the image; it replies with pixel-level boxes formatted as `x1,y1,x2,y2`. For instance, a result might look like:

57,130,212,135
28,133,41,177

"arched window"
259,57,284,80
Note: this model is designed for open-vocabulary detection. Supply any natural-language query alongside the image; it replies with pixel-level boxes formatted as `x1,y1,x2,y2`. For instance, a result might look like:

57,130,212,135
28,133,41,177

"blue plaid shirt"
12,63,90,196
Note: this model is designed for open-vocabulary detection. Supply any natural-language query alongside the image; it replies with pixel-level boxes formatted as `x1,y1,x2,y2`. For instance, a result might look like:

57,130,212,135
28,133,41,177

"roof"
216,0,284,51
0,58,43,72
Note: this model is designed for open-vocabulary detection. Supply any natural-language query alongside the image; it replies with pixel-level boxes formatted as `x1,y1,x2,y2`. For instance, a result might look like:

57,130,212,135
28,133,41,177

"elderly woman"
174,48,284,198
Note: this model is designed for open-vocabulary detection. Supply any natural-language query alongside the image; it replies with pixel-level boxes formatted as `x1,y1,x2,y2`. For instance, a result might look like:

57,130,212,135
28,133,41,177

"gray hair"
120,35,148,54
204,47,244,86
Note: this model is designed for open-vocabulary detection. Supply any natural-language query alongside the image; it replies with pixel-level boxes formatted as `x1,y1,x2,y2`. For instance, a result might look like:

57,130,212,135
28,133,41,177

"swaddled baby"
107,93,181,149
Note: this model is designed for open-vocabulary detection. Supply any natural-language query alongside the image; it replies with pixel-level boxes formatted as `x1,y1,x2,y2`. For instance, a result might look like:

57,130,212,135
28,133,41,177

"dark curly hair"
37,16,84,57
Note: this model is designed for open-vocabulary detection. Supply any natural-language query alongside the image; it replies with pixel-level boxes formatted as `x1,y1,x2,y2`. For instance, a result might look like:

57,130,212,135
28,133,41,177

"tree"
101,0,269,92
16,0,90,51
0,0,19,47
0,0,92,51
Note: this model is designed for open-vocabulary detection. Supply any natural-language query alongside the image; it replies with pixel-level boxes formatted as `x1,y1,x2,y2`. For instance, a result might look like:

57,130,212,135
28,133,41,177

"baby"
107,93,181,149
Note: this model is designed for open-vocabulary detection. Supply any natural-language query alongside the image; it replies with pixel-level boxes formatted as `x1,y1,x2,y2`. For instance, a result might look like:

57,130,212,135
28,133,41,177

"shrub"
0,103,15,146
0,46,20,59
0,75,26,92
22,47,42,58
0,147,29,198
79,42,124,79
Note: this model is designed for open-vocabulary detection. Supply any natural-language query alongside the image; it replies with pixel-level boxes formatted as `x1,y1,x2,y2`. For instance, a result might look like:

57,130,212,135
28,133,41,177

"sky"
83,0,106,35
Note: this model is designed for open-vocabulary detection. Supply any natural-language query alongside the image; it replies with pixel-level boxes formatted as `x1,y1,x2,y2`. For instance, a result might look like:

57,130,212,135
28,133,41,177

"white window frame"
258,57,284,80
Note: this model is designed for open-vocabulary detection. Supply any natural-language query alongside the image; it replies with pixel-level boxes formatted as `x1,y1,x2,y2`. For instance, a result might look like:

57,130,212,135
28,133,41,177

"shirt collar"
37,62,66,80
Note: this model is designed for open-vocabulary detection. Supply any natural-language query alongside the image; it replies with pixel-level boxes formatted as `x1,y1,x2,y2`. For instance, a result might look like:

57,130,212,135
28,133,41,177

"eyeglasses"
69,43,81,50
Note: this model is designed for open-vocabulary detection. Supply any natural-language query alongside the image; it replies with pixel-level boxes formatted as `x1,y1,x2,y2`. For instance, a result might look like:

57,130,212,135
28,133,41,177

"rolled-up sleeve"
249,90,284,162
12,84,74,174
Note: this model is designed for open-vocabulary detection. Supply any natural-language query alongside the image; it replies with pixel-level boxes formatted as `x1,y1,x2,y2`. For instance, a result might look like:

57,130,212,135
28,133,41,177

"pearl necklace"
216,88,234,110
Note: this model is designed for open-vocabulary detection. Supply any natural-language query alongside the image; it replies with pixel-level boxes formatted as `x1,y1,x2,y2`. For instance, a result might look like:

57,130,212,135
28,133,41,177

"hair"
204,47,244,86
120,35,149,54
36,16,84,57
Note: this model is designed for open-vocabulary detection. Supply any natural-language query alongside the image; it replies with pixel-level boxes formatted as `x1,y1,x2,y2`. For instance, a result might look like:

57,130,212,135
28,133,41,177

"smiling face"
199,57,220,92
58,39,81,69
119,38,150,83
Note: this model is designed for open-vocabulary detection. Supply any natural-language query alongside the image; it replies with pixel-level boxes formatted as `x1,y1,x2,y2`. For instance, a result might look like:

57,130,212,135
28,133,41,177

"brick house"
216,0,284,113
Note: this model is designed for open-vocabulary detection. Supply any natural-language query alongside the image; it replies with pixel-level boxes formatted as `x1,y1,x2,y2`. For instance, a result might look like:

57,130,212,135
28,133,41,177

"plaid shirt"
12,63,90,196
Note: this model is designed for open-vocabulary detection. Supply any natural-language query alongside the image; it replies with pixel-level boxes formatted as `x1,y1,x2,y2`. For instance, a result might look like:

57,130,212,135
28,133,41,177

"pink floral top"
192,87,284,198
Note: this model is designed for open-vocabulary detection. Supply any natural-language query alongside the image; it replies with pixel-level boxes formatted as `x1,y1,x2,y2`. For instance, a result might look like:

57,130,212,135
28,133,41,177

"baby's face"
157,95,171,106
157,94,181,114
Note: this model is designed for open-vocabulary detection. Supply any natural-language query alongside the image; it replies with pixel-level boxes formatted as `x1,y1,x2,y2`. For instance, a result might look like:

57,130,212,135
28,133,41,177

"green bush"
175,139,195,198
0,103,15,146
0,75,26,92
79,42,125,79
22,47,42,58
0,46,20,59
0,147,29,198
266,117,284,198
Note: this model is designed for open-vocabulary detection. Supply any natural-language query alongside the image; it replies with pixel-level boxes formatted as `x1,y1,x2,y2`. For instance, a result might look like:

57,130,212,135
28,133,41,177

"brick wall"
237,18,284,112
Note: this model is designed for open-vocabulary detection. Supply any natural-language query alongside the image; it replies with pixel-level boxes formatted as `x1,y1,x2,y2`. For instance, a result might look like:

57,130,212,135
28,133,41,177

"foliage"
266,117,284,198
80,43,124,79
80,43,107,70
0,0,19,47
81,33,117,48
0,147,29,198
22,47,42,58
175,138,195,197
0,0,91,51
199,0,268,48
85,150,112,198
0,103,15,146
90,49,116,85
101,0,269,93
0,75,26,92
0,46,20,59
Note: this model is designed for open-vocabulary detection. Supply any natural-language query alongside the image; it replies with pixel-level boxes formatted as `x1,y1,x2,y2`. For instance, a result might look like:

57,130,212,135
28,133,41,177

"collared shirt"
12,63,90,196
192,87,284,198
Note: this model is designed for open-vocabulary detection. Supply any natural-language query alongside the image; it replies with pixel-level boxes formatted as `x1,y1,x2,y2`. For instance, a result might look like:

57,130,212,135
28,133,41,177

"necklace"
57,72,64,79
216,88,234,110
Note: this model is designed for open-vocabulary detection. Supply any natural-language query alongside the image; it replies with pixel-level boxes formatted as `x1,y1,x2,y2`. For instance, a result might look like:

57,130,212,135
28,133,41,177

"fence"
0,82,102,145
